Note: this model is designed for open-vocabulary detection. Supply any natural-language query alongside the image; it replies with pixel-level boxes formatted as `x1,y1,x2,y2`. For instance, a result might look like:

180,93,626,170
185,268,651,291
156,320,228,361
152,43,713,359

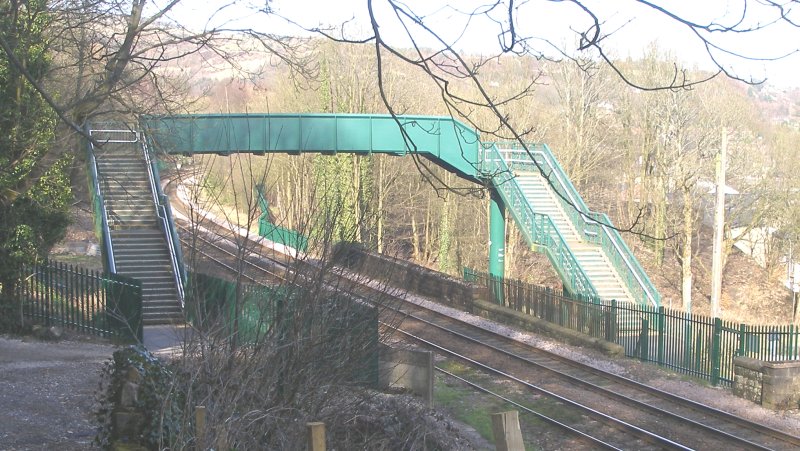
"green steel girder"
141,113,483,183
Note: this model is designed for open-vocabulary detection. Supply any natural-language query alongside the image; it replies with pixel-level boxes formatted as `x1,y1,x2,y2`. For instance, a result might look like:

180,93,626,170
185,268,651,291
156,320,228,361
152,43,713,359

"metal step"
509,170,635,303
93,140,184,324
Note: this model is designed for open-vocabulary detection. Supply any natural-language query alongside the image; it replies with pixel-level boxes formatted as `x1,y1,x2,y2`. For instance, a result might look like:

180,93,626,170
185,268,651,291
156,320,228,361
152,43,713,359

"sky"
164,0,800,89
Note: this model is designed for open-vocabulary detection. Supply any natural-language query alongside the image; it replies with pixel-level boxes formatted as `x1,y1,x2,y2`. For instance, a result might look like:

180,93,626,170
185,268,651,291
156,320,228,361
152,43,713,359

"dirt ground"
0,335,115,450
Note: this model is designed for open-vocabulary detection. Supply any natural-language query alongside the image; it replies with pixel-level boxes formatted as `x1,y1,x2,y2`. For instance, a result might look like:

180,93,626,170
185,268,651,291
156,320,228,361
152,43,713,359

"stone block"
120,382,139,407
113,411,144,440
125,366,142,383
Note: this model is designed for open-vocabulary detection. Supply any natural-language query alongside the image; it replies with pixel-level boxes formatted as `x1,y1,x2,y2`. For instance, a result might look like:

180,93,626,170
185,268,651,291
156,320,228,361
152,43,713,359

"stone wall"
333,243,623,357
733,356,800,410
472,299,624,357
111,363,148,450
333,243,487,309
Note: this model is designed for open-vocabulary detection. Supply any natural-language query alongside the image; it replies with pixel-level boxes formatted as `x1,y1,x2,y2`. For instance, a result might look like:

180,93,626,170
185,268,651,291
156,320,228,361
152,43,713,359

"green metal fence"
185,271,379,386
186,271,283,343
465,267,800,386
18,260,143,342
255,184,309,251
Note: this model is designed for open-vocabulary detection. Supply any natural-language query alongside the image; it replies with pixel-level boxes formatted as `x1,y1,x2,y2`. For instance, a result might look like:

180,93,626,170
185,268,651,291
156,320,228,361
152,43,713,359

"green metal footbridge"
142,113,660,307
88,113,659,322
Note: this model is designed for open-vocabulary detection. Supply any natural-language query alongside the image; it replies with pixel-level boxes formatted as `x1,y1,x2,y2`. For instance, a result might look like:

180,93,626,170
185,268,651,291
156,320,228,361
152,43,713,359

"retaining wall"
333,243,486,310
733,356,800,409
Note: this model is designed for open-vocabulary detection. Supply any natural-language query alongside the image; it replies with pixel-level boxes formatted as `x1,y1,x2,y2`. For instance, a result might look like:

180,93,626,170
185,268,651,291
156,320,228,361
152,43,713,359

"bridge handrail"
140,133,186,308
485,143,659,307
483,144,598,298
86,128,116,274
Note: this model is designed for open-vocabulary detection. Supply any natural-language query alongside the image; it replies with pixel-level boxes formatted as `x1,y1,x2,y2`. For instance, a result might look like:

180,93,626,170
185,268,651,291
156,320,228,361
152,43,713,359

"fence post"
610,299,618,341
639,319,649,362
307,422,326,451
738,323,747,357
711,317,722,386
657,306,665,367
44,262,52,327
195,405,206,450
491,411,525,451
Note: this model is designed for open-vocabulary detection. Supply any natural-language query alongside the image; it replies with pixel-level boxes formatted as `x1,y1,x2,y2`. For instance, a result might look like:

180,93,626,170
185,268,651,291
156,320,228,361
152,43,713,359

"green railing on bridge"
482,143,598,299
141,113,483,182
484,143,660,307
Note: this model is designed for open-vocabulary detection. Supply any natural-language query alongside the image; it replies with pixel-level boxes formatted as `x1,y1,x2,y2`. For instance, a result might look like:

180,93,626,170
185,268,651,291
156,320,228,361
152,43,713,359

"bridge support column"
489,190,505,304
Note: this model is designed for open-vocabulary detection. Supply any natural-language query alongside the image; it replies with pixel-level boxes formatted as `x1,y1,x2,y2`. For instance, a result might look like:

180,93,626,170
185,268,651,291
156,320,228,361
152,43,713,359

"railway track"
167,179,799,449
175,220,289,285
388,301,800,450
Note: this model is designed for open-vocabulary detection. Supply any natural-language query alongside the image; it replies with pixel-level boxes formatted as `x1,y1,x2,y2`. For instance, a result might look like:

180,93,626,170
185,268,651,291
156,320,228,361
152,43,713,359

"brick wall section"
733,357,800,410
333,244,487,310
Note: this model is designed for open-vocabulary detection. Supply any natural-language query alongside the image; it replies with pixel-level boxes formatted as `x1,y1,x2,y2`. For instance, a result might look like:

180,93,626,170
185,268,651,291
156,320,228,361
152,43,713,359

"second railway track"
173,207,800,450
389,301,800,450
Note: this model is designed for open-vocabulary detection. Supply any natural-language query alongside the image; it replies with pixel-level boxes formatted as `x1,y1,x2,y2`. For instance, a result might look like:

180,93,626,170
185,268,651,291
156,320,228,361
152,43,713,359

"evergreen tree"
0,0,72,327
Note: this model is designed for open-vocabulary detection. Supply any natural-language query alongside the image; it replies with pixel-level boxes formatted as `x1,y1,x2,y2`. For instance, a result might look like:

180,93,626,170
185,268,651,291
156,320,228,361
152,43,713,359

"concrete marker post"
491,410,524,451
307,422,326,451
195,405,206,450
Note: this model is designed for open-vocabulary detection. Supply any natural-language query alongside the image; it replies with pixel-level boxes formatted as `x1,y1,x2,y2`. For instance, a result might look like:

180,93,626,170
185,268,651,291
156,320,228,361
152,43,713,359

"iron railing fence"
17,260,142,342
465,268,800,386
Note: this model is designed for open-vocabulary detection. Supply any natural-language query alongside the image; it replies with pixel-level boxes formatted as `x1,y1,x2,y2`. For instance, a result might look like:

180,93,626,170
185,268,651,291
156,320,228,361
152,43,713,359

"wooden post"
491,411,524,451
307,422,325,451
195,405,206,451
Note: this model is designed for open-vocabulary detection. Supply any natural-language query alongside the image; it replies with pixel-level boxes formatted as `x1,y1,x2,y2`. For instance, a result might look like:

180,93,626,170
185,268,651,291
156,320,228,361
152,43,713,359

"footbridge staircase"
112,113,658,309
483,144,659,307
87,128,185,324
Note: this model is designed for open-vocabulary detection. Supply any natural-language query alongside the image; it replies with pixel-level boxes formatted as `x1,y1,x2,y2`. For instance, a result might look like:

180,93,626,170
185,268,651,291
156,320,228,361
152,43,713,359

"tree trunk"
681,185,693,311
411,213,420,261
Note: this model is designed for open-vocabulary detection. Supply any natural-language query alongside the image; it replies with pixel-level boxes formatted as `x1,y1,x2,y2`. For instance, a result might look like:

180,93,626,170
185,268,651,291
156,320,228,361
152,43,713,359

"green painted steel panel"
141,114,482,180
489,191,505,279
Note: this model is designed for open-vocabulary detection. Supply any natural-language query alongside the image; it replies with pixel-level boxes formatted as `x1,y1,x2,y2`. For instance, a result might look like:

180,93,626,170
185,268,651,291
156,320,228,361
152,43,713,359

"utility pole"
710,128,727,318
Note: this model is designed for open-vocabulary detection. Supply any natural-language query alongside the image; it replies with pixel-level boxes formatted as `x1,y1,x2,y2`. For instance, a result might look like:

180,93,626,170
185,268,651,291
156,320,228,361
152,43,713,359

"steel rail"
392,302,794,450
175,223,289,283
389,323,690,450
435,366,623,450
141,134,186,307
164,177,796,449
177,236,261,285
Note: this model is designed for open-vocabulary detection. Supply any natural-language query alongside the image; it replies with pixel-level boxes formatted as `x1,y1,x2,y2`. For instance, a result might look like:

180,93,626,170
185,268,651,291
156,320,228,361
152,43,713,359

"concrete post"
307,422,326,451
195,406,206,450
491,410,524,451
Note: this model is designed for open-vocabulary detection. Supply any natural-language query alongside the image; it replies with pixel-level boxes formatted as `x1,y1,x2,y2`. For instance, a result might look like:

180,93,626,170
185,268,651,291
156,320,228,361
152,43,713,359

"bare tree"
269,0,799,239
